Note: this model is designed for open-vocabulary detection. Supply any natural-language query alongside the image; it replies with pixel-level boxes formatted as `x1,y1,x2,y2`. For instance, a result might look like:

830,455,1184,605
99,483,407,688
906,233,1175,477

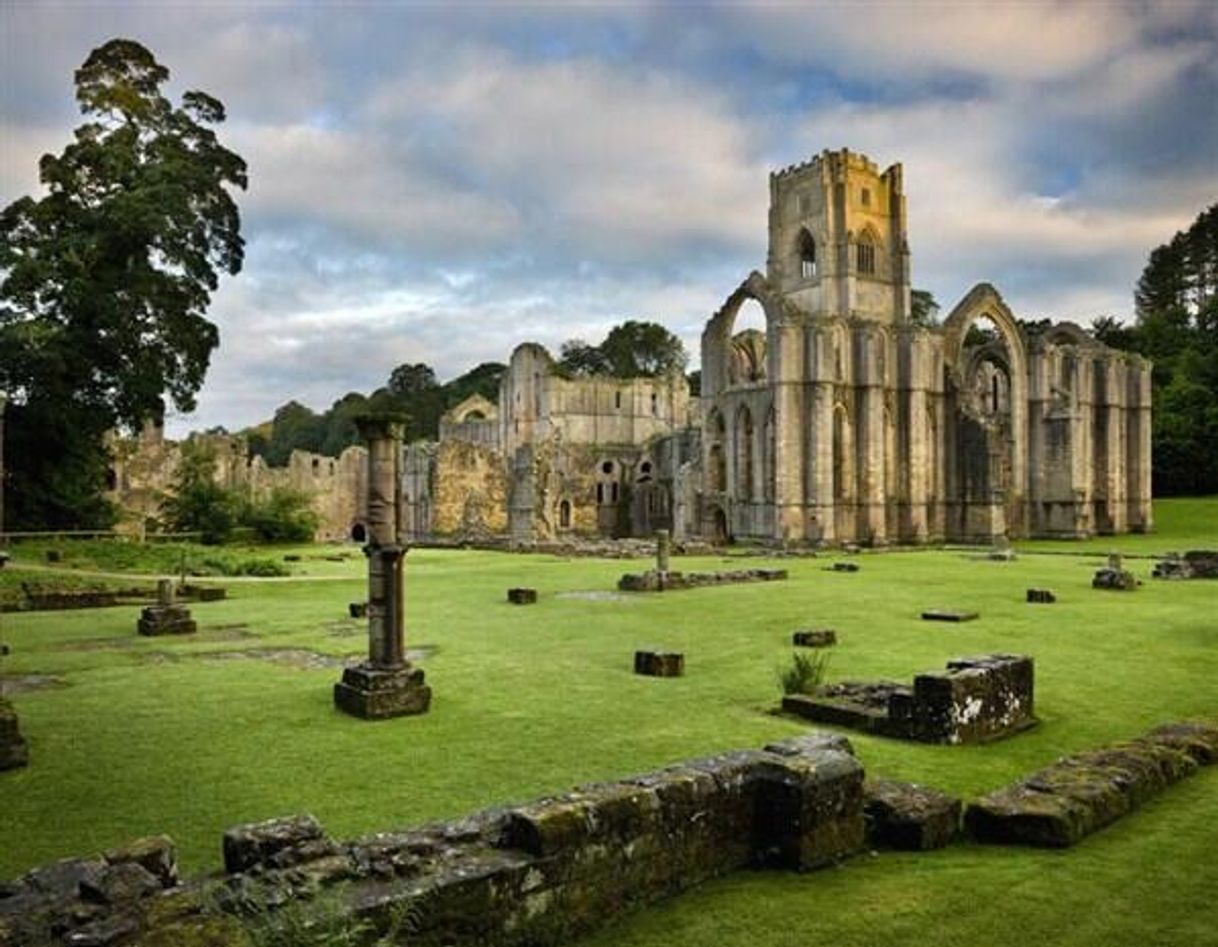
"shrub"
241,489,321,543
777,651,830,696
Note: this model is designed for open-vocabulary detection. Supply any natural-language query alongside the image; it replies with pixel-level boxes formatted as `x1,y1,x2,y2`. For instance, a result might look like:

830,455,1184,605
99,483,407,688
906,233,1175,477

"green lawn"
1,499,1216,946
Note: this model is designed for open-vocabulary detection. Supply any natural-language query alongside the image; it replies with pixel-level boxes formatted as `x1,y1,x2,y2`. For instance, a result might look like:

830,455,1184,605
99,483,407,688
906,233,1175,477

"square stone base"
334,663,431,719
137,606,197,637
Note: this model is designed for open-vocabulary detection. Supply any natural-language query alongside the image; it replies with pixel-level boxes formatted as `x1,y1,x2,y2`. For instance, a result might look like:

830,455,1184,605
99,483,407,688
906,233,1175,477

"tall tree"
1113,203,1218,495
0,39,246,528
600,320,688,377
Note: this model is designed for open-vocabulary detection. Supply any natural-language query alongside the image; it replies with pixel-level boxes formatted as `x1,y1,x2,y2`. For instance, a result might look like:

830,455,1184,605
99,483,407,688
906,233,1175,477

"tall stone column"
334,414,431,719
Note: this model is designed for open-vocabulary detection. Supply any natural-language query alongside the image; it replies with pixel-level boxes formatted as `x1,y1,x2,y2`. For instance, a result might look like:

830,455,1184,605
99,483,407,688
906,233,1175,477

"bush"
777,651,831,696
241,489,321,543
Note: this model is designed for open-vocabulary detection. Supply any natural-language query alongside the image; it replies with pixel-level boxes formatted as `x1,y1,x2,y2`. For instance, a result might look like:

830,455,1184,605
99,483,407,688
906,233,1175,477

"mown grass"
0,498,1215,947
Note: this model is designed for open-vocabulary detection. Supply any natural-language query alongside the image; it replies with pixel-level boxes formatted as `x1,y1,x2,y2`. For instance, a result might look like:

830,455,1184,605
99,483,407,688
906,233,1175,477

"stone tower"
766,148,910,323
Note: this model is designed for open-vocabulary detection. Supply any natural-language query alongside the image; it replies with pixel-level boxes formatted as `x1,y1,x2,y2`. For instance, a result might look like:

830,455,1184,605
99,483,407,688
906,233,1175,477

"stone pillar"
0,696,28,771
334,414,432,719
655,528,671,574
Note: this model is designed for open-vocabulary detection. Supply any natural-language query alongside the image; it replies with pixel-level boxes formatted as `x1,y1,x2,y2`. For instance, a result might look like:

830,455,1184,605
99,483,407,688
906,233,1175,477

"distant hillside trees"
248,361,506,462
1093,203,1218,496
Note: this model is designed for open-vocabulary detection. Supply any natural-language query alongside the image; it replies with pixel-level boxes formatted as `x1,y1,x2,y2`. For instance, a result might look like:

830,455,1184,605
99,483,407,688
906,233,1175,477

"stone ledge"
618,568,787,592
965,720,1218,848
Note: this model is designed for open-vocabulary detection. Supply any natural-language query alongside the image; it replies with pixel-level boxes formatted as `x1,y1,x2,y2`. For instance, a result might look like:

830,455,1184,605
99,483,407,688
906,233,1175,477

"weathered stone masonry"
0,735,863,947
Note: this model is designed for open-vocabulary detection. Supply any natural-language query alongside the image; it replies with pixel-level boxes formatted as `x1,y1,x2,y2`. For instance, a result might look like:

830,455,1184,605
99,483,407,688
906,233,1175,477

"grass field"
1,499,1216,946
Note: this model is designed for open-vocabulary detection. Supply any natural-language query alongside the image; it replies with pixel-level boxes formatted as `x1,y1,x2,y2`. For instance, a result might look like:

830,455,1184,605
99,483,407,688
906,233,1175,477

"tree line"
1092,203,1217,496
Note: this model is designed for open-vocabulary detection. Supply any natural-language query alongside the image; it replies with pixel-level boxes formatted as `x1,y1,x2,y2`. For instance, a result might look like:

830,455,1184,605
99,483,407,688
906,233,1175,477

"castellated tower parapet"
767,148,910,324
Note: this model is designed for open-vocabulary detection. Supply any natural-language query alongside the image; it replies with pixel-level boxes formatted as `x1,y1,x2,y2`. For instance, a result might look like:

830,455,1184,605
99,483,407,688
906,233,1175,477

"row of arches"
706,403,776,503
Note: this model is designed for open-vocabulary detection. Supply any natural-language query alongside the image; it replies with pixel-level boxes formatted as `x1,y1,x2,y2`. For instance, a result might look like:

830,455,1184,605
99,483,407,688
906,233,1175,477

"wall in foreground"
0,735,863,947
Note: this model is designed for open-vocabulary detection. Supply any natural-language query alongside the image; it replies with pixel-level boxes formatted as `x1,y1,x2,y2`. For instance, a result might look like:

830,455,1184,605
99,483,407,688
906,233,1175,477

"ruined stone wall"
106,429,367,542
0,735,864,947
429,439,509,538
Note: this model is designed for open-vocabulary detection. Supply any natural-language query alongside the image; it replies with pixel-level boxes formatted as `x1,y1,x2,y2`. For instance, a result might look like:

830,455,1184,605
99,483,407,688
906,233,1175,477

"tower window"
798,229,817,280
861,187,871,207
650,392,658,415
857,239,876,276
615,391,622,409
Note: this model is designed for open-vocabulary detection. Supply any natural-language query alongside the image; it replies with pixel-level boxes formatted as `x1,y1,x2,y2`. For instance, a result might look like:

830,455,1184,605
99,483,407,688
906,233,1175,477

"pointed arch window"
856,231,877,276
798,229,818,280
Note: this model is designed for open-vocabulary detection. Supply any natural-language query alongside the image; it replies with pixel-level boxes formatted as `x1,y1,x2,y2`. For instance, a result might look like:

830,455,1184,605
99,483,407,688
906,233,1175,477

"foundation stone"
783,654,1036,744
135,580,196,636
793,629,837,648
864,779,961,850
634,650,685,677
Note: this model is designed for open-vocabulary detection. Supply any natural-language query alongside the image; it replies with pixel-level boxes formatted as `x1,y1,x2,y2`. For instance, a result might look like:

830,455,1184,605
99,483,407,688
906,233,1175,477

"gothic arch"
941,282,1030,519
701,271,789,397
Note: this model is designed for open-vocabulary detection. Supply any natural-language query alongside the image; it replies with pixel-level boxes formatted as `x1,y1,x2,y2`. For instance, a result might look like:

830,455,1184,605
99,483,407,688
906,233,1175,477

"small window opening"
857,240,876,276
641,461,652,474
650,392,658,415
615,391,622,410
611,482,620,503
597,483,605,504
559,500,571,529
992,375,1000,413
798,229,817,280
601,460,614,474
861,187,871,207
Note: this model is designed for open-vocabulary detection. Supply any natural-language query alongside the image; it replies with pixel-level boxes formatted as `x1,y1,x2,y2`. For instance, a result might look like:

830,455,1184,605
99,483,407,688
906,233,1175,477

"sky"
2,0,1216,437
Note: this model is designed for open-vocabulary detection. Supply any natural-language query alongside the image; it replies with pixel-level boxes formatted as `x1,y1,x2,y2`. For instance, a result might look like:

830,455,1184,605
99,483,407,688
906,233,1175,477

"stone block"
864,779,961,850
222,814,327,874
634,651,684,677
1142,720,1218,764
1091,567,1137,590
333,663,431,719
507,587,538,605
921,609,978,622
1026,588,1056,603
136,605,196,637
752,750,866,870
793,629,836,648
965,731,1209,848
348,601,368,619
0,698,29,771
79,862,161,905
831,562,859,573
103,836,177,888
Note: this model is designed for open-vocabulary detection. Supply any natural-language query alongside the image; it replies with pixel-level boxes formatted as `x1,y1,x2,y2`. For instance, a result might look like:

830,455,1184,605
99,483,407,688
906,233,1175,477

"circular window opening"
601,461,614,475
640,462,652,474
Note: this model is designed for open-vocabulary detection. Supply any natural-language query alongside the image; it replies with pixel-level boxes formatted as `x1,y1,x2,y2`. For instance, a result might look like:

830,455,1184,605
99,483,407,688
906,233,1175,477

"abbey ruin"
111,149,1154,546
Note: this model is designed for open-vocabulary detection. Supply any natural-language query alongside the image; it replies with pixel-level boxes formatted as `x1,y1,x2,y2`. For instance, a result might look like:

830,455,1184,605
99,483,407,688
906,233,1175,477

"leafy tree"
160,439,237,544
910,289,940,327
556,339,611,377
444,362,506,405
600,320,688,377
0,39,245,528
241,488,320,543
387,362,438,398
261,401,325,466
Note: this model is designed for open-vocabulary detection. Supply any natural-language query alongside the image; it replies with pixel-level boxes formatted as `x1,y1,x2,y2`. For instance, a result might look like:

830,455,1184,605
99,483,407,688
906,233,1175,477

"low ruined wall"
784,654,1036,745
0,735,864,947
966,721,1218,847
